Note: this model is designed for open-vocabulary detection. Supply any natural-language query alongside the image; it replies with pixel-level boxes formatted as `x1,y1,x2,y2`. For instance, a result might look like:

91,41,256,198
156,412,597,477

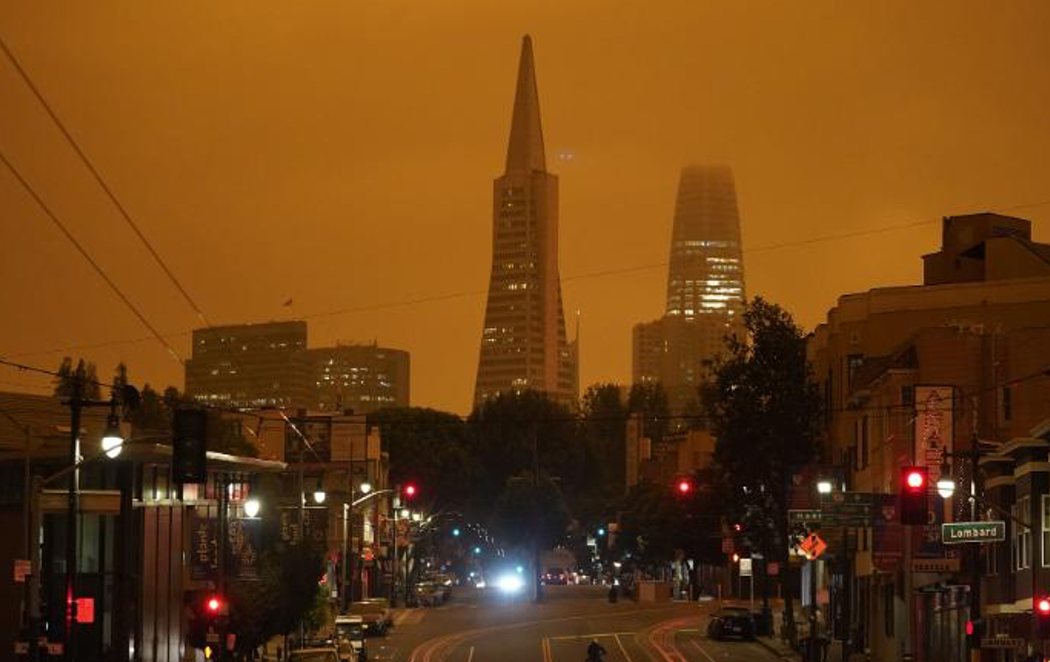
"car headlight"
496,574,525,594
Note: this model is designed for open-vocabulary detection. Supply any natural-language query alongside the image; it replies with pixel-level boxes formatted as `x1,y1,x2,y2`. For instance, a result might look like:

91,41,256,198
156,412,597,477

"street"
367,585,783,662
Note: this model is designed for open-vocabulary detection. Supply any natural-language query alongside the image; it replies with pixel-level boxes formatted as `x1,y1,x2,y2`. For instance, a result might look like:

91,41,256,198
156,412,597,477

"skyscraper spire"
504,35,546,174
475,36,575,408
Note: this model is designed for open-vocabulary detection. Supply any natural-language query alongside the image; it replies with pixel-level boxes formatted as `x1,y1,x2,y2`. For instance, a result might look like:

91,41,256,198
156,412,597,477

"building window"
1014,497,1031,570
1043,495,1050,567
901,385,914,407
986,540,999,576
1000,386,1013,424
847,354,864,389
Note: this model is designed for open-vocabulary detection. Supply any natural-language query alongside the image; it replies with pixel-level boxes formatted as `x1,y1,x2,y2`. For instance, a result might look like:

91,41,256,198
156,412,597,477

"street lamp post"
59,376,136,662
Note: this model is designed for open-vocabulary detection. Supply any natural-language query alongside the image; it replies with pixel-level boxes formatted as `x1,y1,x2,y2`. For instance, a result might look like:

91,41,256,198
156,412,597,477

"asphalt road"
365,585,784,662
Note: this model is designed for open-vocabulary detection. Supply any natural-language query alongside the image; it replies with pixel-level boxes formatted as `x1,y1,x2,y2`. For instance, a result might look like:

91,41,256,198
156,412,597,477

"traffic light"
675,477,694,496
173,409,207,484
205,594,225,617
403,483,418,500
965,618,985,649
900,466,929,525
1037,597,1050,638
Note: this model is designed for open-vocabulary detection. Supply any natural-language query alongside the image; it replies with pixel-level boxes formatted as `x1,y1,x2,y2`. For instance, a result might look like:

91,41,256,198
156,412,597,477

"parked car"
334,615,365,659
707,607,756,640
289,646,344,662
349,601,391,636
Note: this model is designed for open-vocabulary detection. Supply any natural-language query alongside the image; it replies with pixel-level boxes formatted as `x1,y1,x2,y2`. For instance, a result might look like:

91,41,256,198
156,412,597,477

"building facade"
309,343,410,414
185,322,410,414
807,212,1050,662
184,321,311,409
474,35,577,407
632,165,746,414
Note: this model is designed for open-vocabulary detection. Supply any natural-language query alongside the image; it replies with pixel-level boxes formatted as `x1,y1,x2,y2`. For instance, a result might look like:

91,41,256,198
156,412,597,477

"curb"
755,636,799,660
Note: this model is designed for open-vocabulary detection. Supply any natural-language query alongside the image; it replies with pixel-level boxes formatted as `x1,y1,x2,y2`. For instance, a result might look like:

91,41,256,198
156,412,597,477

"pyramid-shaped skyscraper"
474,36,577,407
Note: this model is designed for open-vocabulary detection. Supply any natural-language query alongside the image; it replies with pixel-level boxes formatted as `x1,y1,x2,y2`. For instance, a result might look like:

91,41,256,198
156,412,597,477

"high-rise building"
474,36,577,407
185,322,411,413
632,166,746,414
309,343,410,414
185,321,311,409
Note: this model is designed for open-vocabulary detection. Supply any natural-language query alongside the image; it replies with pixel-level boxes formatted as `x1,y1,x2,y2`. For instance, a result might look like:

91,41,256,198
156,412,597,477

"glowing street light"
244,498,261,518
816,479,833,495
100,413,124,459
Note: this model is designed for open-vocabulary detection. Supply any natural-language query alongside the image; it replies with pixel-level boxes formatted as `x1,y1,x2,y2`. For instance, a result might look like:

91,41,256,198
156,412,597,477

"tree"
53,357,101,401
627,381,670,442
368,407,477,513
701,297,821,644
468,391,594,526
226,474,325,657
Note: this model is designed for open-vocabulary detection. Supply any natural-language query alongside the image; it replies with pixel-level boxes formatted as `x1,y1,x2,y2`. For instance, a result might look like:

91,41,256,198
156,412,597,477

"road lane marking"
613,633,633,662
542,637,553,662
548,632,636,641
690,640,717,662
466,646,474,662
409,605,685,662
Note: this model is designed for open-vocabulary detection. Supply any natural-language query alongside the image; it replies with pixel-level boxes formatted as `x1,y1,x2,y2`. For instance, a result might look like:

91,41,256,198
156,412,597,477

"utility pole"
63,375,81,662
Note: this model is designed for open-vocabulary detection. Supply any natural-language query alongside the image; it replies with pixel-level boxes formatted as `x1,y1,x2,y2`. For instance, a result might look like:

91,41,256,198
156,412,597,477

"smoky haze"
0,1,1047,413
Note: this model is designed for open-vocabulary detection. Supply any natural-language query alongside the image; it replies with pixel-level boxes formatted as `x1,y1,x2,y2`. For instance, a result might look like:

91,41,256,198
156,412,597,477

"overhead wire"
0,34,211,327
0,147,184,363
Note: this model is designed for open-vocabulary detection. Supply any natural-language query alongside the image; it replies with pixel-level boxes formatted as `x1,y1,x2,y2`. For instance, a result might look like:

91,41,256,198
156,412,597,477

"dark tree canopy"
368,407,476,513
701,297,821,642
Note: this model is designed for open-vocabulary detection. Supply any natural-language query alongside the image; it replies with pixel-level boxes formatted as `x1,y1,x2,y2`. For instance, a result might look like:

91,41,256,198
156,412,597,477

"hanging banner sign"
190,510,219,581
915,386,954,484
228,518,261,579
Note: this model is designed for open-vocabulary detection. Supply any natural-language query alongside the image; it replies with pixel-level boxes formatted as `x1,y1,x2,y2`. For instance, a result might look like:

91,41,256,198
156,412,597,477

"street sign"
789,509,822,526
799,533,827,560
821,492,873,526
942,521,1006,544
739,558,753,577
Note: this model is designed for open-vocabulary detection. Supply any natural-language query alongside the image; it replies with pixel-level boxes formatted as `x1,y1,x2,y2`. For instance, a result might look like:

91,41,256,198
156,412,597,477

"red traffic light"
733,523,743,533
676,478,693,495
205,595,223,614
965,620,974,636
901,466,928,492
1038,598,1050,615
404,484,418,499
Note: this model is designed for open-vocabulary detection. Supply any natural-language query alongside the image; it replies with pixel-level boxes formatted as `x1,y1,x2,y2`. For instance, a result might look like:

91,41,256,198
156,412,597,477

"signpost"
739,558,754,614
942,521,1006,544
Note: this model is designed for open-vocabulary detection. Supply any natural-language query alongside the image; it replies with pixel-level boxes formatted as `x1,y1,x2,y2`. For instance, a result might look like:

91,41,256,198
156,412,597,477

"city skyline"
1,4,1048,413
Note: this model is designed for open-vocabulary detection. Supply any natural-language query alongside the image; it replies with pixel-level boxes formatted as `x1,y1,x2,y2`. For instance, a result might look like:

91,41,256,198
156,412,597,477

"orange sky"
1,2,1048,414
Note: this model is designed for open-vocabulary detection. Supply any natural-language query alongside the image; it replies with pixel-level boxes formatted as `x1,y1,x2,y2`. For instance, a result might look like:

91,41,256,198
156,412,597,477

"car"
289,646,344,662
334,615,365,659
348,601,391,636
541,567,568,585
413,581,443,607
707,607,756,640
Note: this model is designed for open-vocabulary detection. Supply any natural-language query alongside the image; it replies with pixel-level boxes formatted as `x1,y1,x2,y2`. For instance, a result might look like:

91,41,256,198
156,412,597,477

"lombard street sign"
942,521,1006,544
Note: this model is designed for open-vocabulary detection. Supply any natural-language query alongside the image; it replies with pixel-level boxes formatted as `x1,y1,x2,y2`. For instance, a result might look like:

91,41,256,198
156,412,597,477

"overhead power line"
0,147,184,363
0,34,210,327
5,199,1050,362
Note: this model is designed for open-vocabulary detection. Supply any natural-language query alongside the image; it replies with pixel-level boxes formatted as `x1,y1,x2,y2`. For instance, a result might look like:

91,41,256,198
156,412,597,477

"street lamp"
937,462,956,499
360,481,372,495
313,479,326,504
816,479,833,495
244,498,261,519
100,411,124,459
